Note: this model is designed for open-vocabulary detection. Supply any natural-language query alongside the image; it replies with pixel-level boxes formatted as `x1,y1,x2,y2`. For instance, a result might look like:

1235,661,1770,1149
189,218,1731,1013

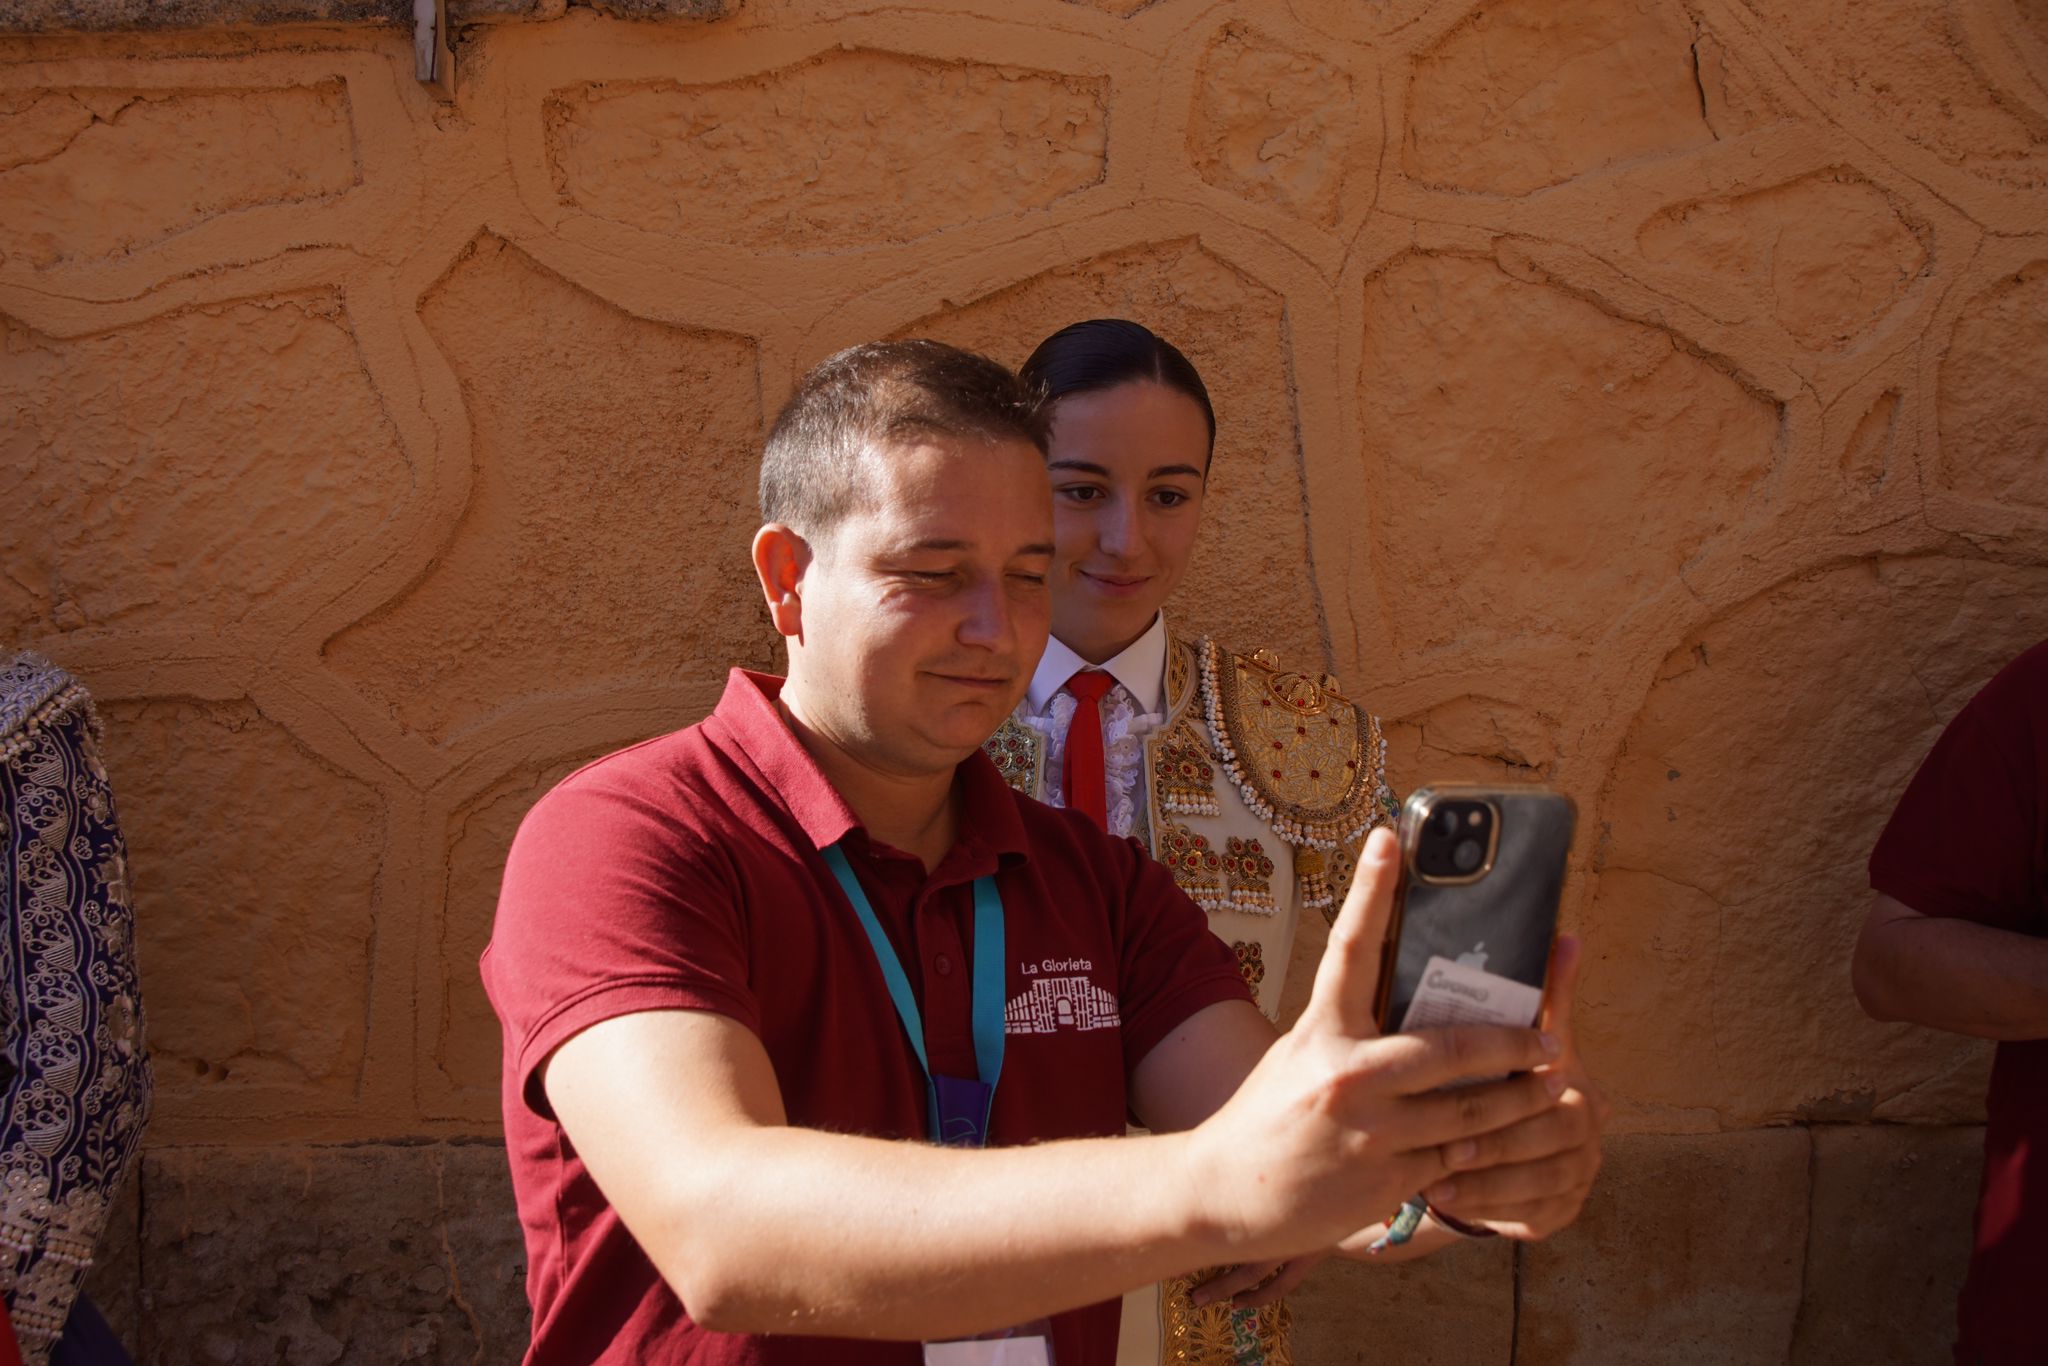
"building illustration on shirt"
1005,975,1121,1034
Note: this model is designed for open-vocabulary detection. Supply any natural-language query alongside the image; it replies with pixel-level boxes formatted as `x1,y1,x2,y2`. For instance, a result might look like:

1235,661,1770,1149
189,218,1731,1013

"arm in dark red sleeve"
1856,647,2048,1039
483,763,758,1119
1109,833,1256,1077
1870,681,2040,930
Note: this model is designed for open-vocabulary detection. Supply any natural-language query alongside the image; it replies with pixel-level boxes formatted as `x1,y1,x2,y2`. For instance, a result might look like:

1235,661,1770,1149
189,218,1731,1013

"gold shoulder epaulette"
982,715,1043,795
1197,637,1389,854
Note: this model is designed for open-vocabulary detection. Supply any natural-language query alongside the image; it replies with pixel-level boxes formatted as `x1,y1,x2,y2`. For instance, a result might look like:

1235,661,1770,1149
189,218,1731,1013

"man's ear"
752,523,812,640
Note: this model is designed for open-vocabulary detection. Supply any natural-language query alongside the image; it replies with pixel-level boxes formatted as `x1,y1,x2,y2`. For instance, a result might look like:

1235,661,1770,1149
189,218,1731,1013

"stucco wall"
3,1,2045,1361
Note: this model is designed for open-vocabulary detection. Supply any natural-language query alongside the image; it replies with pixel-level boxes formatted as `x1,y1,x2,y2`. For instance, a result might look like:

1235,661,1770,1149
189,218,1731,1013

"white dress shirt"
1017,613,1170,840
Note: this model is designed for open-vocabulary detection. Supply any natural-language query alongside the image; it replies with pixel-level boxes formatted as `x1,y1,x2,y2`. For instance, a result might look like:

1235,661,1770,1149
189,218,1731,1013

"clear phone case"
1373,784,1576,1031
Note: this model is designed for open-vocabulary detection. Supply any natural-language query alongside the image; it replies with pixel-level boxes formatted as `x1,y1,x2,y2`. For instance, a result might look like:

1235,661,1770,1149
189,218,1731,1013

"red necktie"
1062,670,1117,831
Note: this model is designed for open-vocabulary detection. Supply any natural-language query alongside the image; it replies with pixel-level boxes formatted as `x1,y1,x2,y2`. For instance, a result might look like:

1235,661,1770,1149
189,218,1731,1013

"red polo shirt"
1869,639,2048,1366
483,669,1250,1366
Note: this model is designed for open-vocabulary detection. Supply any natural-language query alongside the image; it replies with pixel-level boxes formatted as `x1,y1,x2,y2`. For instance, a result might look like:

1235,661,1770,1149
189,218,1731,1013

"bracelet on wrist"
1366,1196,1430,1253
1426,1203,1500,1239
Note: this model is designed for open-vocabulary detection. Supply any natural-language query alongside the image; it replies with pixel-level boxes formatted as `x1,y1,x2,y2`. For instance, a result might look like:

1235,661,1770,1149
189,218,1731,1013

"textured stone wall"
3,1,2045,1361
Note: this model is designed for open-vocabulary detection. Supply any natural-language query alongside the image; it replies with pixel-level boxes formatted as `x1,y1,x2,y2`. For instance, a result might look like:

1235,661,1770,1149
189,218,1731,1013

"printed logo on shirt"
1006,958,1120,1034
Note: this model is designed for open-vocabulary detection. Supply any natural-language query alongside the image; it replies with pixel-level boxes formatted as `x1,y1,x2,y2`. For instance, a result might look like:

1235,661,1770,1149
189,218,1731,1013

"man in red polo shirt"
1855,639,2048,1366
484,341,1606,1365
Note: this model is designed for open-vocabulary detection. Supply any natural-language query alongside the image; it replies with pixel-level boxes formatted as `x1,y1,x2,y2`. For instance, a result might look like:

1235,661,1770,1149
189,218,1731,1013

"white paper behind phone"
1397,954,1544,1030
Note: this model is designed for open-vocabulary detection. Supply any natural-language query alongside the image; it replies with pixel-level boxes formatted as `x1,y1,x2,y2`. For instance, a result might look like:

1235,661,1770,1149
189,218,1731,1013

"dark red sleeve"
1110,834,1255,1074
483,764,758,1119
1870,650,2045,932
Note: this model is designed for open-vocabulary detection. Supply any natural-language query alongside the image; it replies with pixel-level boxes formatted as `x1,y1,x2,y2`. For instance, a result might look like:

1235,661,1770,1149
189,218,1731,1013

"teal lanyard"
821,843,1006,1144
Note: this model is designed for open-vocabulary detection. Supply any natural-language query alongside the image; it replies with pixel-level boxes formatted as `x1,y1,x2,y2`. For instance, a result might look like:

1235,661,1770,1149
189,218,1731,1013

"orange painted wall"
3,1,2046,1358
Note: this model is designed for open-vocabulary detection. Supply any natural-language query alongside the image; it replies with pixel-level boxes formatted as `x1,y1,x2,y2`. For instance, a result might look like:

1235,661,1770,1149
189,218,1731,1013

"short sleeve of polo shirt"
1104,831,1254,1072
1870,646,2046,933
485,756,755,1119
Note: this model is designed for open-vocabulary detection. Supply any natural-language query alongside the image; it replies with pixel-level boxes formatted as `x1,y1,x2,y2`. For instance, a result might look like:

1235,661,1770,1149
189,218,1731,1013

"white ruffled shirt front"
1017,614,1170,840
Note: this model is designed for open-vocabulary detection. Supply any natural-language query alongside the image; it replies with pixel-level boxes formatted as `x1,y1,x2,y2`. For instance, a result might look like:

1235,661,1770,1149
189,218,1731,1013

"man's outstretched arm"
545,1008,1224,1337
1852,893,2048,1041
542,829,1566,1341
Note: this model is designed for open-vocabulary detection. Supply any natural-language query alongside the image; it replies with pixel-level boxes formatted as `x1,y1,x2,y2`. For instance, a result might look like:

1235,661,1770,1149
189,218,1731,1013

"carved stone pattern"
0,5,2035,1359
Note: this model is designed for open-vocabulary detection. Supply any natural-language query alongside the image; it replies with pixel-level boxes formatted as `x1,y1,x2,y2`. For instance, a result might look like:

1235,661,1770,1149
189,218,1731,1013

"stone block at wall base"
47,1128,1988,1363
139,1142,528,1365
1516,1129,1811,1365
1792,1125,1981,1365
1290,1236,1513,1364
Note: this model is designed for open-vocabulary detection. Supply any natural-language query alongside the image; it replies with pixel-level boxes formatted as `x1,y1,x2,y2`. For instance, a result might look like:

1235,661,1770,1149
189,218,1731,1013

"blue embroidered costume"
0,657,152,1362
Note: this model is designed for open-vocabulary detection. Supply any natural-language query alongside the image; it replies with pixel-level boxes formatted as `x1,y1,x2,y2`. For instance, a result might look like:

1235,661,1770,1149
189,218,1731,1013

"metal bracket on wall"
413,0,454,98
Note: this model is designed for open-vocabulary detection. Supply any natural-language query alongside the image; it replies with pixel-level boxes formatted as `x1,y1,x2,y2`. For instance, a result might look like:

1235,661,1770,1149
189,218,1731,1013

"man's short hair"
759,339,1049,539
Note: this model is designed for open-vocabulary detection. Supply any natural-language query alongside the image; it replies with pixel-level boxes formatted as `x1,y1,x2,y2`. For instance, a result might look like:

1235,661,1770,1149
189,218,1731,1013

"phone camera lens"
1452,838,1483,874
1434,807,1461,838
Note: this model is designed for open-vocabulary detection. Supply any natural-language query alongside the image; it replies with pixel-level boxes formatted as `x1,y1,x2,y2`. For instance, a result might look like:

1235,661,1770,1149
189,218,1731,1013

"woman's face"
1044,379,1210,663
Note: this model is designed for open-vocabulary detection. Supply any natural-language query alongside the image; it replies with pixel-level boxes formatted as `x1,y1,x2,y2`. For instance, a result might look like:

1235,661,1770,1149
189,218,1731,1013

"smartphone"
1372,784,1576,1034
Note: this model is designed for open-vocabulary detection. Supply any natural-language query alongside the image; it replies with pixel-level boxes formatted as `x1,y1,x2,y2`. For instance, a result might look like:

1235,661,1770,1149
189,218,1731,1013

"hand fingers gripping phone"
1372,784,1577,1034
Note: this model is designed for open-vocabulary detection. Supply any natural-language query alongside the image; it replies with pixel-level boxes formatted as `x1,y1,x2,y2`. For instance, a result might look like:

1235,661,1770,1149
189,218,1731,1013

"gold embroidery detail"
1197,637,1394,910
1293,848,1332,918
1222,835,1275,914
1158,820,1224,907
1232,940,1265,990
1162,1271,1294,1365
1152,717,1221,818
981,717,1042,795
1159,822,1278,917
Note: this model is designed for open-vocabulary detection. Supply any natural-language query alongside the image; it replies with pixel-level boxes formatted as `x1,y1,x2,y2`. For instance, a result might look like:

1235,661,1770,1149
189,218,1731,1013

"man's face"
786,434,1054,775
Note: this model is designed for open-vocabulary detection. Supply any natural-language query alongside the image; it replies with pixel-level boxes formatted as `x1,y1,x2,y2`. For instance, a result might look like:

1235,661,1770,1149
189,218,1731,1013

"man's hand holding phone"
1180,827,1605,1280
1396,930,1608,1243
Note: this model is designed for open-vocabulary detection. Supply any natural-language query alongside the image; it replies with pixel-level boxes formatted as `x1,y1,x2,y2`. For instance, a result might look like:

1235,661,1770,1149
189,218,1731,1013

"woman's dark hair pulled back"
1020,319,1216,461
